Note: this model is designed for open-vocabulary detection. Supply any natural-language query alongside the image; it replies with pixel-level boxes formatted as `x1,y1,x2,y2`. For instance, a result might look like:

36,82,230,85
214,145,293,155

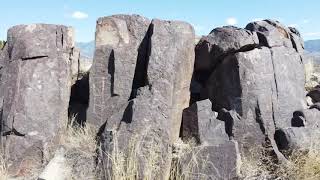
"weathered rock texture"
179,99,241,179
181,99,228,145
275,127,320,153
0,24,77,174
88,15,151,127
91,15,195,179
193,20,306,156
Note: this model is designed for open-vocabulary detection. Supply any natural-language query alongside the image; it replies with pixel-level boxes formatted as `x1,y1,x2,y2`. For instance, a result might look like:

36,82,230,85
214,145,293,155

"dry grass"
242,141,320,180
170,140,212,180
59,119,97,158
0,155,8,180
100,130,213,180
58,118,98,180
100,128,167,180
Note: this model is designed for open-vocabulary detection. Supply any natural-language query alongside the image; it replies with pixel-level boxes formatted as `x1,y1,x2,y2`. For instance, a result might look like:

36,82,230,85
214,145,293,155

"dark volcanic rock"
291,108,320,128
0,24,76,173
194,26,259,76
97,16,195,179
181,99,228,145
88,14,151,127
275,127,320,153
307,85,320,103
193,19,306,160
245,19,292,48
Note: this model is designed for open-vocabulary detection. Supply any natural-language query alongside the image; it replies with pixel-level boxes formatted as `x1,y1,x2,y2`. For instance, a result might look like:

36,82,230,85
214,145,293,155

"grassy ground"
1,120,320,179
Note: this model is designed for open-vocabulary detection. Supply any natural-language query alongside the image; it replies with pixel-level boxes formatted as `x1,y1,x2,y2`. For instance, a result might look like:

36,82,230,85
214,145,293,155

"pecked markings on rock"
96,16,195,179
0,24,77,174
88,14,151,127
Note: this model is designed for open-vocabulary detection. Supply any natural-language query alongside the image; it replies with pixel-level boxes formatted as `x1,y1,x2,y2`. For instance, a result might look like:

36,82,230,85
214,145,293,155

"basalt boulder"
97,16,195,180
0,24,77,174
193,19,306,157
88,14,151,127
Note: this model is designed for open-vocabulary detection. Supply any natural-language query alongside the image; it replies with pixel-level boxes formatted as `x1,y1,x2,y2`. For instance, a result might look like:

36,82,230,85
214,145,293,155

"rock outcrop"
88,15,151,127
193,20,306,158
91,15,195,179
0,24,77,174
179,99,241,179
1,15,319,180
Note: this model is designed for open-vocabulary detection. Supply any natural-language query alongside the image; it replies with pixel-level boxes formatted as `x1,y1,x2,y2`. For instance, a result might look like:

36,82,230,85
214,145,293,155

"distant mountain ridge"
76,41,95,58
305,39,320,53
76,39,320,59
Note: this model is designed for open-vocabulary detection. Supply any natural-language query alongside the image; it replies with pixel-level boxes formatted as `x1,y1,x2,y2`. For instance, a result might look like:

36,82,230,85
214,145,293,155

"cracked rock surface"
0,24,77,174
192,19,306,157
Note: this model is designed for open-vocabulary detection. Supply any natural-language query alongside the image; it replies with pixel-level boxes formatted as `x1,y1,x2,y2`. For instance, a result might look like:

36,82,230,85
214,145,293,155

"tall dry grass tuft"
242,135,320,180
58,117,98,179
170,140,211,180
100,128,167,180
59,118,97,158
100,128,213,180
0,155,8,180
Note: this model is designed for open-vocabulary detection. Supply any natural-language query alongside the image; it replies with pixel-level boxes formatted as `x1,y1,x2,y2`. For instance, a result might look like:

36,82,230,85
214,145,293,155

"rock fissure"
21,55,49,61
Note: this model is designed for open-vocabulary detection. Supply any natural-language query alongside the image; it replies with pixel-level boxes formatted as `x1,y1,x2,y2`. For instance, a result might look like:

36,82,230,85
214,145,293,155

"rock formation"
0,24,78,174
88,15,151,127
192,20,306,160
92,15,195,179
1,15,320,180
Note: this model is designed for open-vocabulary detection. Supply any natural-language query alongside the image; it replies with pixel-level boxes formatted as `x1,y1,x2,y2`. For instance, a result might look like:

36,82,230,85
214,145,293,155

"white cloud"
226,17,237,26
71,11,88,19
303,19,310,24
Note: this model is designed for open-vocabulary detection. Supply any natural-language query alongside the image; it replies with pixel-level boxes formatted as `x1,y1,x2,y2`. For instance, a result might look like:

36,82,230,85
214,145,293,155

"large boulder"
193,19,306,157
245,20,293,49
88,14,151,127
194,26,259,82
98,16,195,179
0,24,76,174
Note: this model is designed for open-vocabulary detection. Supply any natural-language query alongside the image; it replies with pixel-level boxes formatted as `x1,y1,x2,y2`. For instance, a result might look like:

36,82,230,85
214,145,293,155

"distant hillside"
76,41,95,58
305,39,320,53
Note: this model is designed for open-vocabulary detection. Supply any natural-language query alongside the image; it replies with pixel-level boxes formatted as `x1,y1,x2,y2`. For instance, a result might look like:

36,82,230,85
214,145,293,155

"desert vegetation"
0,40,5,49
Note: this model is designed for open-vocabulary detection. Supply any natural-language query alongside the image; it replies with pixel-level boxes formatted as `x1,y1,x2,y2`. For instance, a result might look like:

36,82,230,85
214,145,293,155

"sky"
1,0,319,42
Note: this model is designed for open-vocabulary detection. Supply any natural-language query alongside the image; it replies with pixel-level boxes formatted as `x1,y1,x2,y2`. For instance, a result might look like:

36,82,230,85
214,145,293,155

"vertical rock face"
0,24,76,173
179,99,242,179
147,19,195,142
88,15,151,126
181,99,228,145
193,20,306,154
94,15,195,179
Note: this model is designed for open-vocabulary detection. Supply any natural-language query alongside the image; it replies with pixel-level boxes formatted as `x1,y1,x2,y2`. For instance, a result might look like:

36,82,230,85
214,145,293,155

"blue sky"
1,0,319,42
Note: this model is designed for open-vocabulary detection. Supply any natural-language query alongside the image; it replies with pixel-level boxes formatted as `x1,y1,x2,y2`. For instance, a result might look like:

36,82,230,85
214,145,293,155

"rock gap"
68,73,89,125
129,24,153,100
